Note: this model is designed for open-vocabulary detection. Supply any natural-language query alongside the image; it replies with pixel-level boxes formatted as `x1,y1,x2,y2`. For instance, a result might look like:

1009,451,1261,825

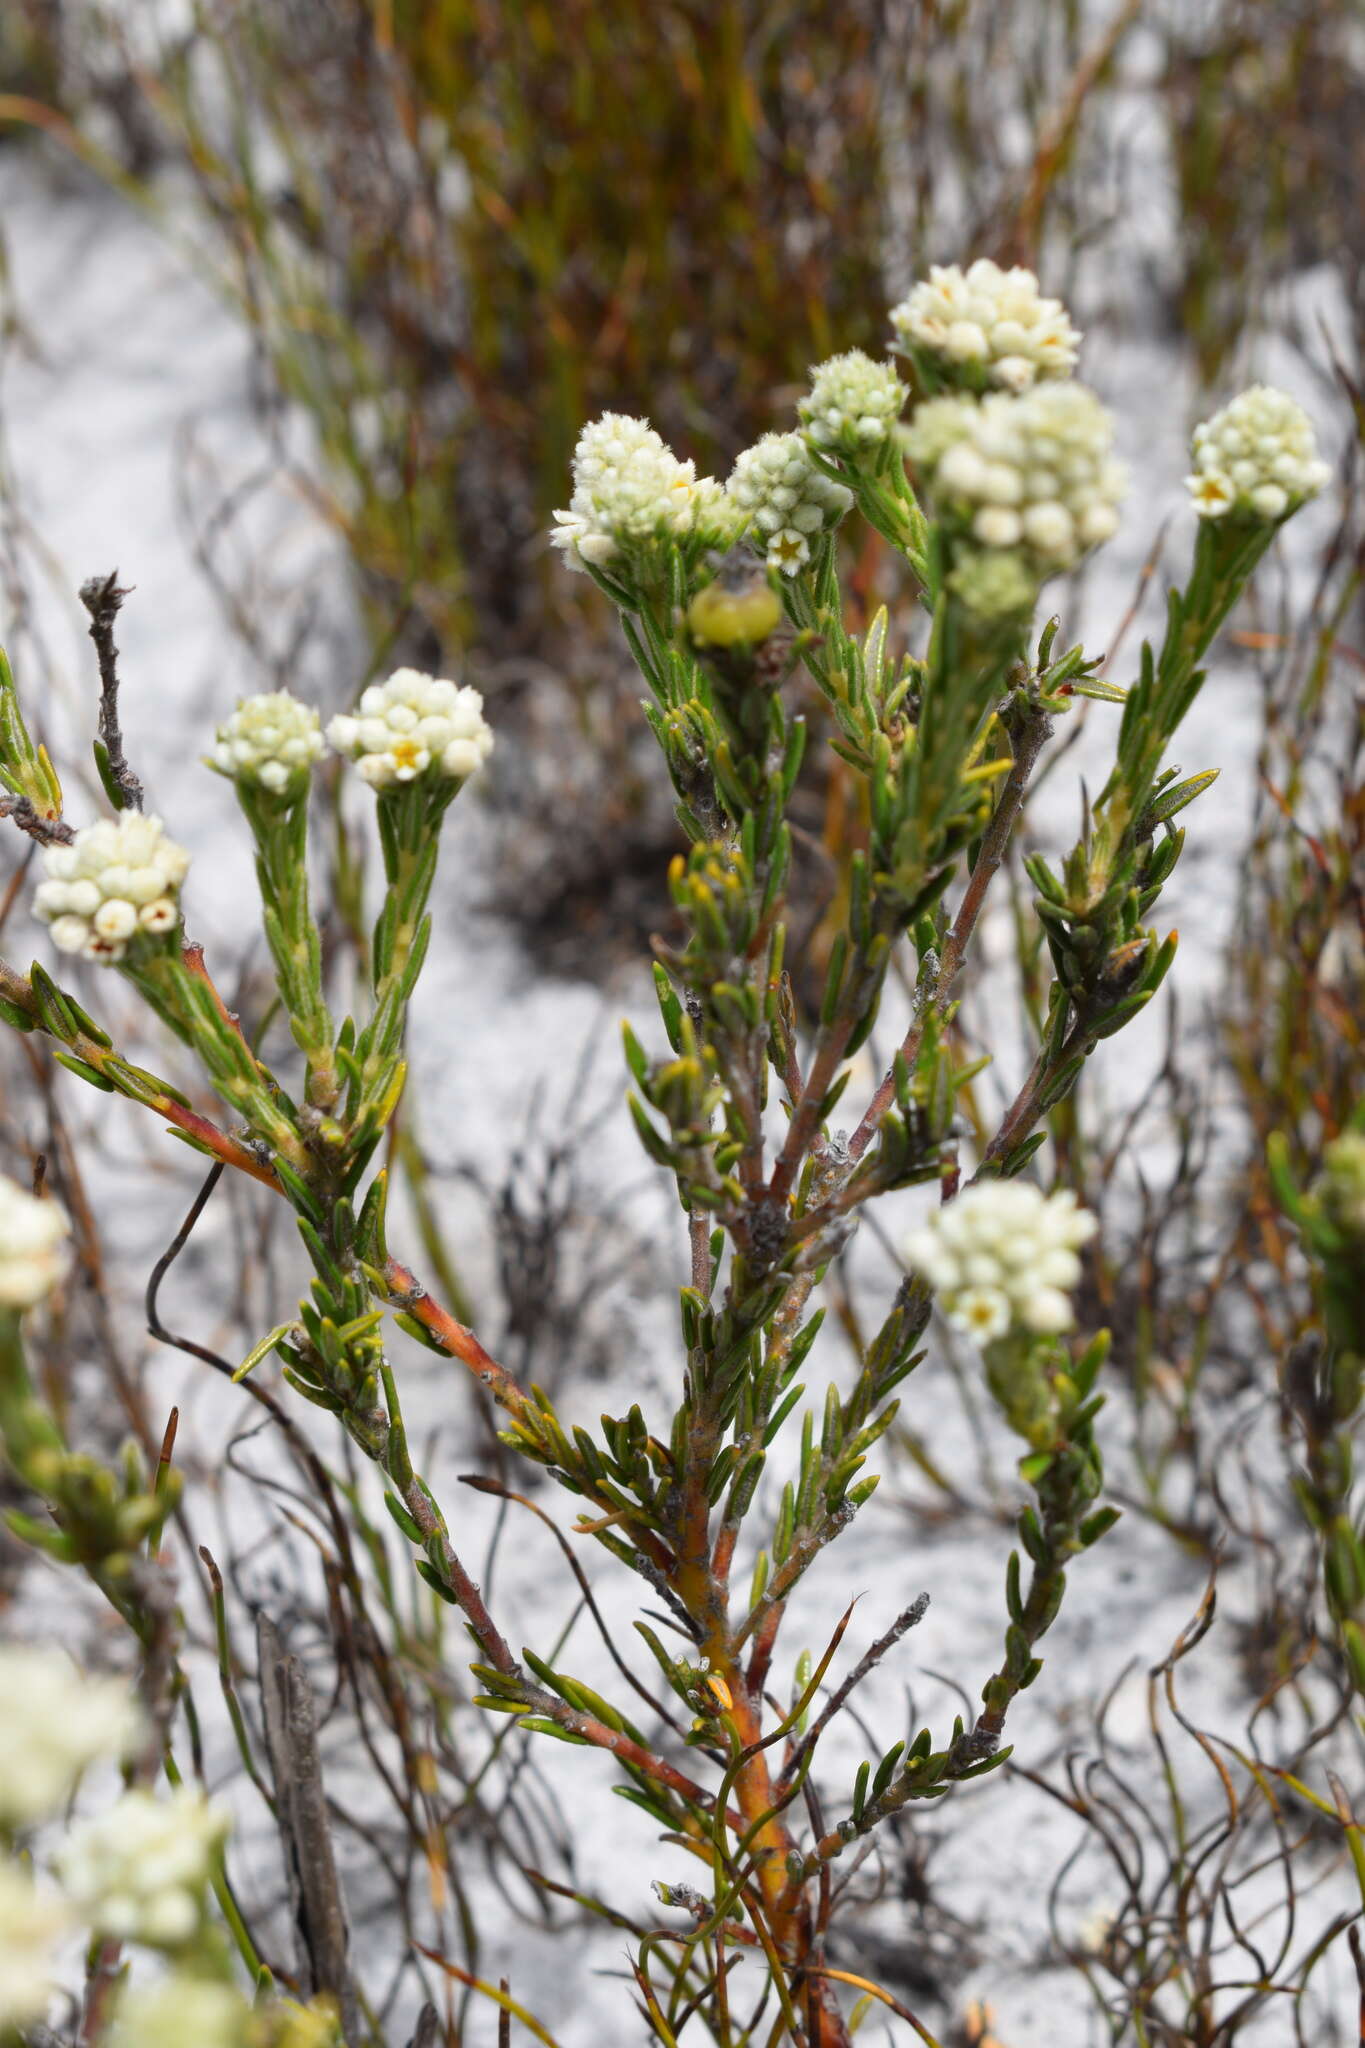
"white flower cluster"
0,1645,139,1825
1319,1129,1365,1240
726,431,854,576
0,1178,71,1312
1186,384,1331,521
57,1785,228,1946
890,260,1081,391
214,691,323,794
110,1979,250,2048
327,670,493,789
905,384,1124,610
33,813,189,966
109,1978,339,2048
905,1181,1097,1340
0,1647,141,2027
799,350,907,451
551,413,735,572
0,1859,68,2029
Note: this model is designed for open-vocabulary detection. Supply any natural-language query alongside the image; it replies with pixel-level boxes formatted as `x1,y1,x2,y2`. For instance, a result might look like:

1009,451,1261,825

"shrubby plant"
0,263,1334,2045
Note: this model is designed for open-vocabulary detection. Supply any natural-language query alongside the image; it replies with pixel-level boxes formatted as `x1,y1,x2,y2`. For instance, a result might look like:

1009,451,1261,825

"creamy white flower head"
1319,1129,1365,1240
0,1858,69,2028
897,395,977,470
34,813,189,967
799,351,907,451
904,383,1124,614
905,1181,1097,1338
1185,385,1331,522
58,1785,229,1947
550,413,736,572
109,1977,250,2048
327,670,493,790
726,432,853,576
0,1646,140,1828
0,1176,71,1311
214,691,324,795
944,548,1039,621
890,260,1081,390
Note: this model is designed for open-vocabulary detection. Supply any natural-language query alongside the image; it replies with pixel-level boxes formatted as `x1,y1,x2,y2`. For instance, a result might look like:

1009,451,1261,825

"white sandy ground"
0,99,1359,2048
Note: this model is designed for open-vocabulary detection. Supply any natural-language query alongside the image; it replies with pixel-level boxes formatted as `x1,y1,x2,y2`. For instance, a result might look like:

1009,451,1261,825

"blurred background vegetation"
0,2,1362,2037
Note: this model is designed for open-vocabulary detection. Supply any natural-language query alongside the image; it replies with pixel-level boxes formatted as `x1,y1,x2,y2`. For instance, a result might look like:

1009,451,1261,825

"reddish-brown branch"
847,702,1052,1167
163,1097,280,1187
382,1256,532,1416
180,938,252,1050
0,792,74,846
719,1676,850,2048
981,1013,1092,1167
0,955,281,1190
769,1016,856,1207
710,1520,738,1587
745,1599,786,1703
392,1466,520,1675
396,1469,736,1820
385,1259,680,1578
563,1701,742,1821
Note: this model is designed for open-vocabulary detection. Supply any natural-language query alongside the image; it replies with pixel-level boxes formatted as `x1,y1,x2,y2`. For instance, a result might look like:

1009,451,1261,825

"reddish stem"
847,701,1052,1166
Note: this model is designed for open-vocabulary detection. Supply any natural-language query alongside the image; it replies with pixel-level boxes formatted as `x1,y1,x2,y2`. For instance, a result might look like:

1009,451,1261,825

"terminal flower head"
1186,385,1330,522
799,351,907,453
726,432,853,576
0,1859,68,2028
214,691,323,795
1317,1129,1365,1241
109,1978,251,2048
904,383,1125,616
57,1785,229,1947
890,260,1081,392
327,670,493,789
33,813,189,965
0,1646,139,1828
108,1978,342,2048
905,1181,1097,1338
551,413,737,572
0,1177,71,1312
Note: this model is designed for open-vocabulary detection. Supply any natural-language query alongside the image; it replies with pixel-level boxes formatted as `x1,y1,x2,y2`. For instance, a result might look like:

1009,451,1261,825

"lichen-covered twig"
0,790,74,846
80,568,145,812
